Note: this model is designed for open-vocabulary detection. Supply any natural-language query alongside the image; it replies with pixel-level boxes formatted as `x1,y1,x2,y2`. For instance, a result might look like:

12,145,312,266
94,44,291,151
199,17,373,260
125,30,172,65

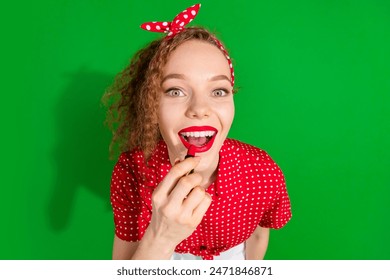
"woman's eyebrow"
161,73,186,84
161,73,230,84
210,75,231,82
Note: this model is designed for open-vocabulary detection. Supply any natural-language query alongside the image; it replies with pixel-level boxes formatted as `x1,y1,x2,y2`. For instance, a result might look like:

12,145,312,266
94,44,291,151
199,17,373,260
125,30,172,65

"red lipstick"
185,145,196,174
185,145,197,158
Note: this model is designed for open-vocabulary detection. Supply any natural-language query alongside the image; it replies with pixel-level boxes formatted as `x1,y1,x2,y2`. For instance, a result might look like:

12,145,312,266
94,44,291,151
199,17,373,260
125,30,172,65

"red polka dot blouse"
110,138,292,260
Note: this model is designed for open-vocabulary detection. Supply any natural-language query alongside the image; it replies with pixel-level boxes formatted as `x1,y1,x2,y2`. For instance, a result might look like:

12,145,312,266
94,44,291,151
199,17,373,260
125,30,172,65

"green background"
1,0,389,260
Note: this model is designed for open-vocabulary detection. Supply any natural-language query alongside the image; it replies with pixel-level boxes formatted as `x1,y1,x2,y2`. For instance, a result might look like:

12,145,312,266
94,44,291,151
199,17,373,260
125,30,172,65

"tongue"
187,136,208,147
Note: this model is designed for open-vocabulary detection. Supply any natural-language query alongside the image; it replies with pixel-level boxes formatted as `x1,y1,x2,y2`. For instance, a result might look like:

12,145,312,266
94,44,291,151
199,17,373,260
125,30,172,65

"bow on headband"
140,4,235,86
141,4,201,37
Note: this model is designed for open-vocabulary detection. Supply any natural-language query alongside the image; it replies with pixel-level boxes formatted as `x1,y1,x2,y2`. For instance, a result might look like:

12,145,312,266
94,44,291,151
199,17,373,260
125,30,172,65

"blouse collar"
144,139,241,199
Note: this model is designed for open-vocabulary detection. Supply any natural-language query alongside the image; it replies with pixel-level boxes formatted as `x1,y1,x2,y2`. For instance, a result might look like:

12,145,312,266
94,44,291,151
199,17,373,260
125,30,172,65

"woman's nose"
185,94,211,119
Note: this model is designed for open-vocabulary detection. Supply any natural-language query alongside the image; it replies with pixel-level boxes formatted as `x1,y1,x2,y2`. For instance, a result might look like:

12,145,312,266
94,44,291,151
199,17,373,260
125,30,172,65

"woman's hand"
132,156,212,259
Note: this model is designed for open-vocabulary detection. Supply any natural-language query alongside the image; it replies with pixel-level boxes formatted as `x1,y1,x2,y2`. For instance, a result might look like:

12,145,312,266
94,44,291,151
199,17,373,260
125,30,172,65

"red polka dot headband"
140,3,235,86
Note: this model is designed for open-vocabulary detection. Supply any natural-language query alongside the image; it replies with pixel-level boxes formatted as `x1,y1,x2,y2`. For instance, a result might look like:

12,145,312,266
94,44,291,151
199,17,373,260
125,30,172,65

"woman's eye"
165,88,184,97
213,89,229,97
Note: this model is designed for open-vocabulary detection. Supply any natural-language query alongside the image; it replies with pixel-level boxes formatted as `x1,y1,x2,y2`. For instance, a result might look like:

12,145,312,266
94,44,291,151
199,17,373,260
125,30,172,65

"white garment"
170,242,245,260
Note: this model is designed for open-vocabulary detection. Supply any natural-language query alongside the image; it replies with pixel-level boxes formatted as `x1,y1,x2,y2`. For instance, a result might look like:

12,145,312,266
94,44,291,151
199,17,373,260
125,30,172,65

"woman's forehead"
163,40,231,76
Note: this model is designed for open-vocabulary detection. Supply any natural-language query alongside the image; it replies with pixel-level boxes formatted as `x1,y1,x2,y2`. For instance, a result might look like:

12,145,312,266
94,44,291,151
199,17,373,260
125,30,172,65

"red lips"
178,126,218,153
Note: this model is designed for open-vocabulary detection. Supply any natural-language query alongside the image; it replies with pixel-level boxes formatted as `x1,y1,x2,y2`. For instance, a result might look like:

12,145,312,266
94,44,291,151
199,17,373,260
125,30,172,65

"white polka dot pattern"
110,139,292,260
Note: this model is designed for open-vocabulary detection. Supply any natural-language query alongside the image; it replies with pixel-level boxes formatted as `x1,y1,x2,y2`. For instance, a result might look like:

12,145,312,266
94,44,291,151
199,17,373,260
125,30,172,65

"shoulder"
115,148,145,170
111,147,147,186
222,138,285,180
222,138,273,163
112,141,169,187
116,140,169,169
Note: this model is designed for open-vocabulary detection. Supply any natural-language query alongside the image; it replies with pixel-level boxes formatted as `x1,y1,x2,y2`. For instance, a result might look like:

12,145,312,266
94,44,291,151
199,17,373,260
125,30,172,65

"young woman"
104,4,292,260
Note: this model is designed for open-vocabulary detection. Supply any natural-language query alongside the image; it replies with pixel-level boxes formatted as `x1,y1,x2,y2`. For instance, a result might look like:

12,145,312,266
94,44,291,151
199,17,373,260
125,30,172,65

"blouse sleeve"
259,153,292,229
110,152,151,242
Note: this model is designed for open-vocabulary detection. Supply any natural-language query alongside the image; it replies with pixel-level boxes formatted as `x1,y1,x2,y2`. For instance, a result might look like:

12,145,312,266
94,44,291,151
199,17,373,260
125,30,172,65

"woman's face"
158,39,235,174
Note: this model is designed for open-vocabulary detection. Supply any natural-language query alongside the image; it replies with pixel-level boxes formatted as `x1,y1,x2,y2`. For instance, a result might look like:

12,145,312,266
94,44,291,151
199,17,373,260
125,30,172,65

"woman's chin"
195,147,220,172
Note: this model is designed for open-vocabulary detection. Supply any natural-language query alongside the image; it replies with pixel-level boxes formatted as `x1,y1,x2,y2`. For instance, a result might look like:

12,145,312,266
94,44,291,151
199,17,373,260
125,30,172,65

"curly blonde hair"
103,27,235,161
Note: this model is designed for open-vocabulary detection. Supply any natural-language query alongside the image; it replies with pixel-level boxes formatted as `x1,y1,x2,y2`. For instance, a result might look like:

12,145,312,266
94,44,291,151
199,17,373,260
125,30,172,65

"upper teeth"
181,131,215,137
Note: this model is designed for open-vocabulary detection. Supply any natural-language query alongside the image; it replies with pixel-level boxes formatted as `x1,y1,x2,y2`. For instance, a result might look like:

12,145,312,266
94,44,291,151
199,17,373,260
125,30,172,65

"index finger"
154,156,201,196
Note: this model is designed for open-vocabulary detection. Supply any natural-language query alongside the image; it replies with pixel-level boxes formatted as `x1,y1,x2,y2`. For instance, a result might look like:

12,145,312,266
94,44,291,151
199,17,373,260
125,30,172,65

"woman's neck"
197,154,219,190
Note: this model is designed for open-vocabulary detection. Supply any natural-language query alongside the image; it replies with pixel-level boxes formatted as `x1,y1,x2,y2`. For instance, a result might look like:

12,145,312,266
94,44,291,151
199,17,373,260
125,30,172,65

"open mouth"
180,131,216,146
178,126,218,153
